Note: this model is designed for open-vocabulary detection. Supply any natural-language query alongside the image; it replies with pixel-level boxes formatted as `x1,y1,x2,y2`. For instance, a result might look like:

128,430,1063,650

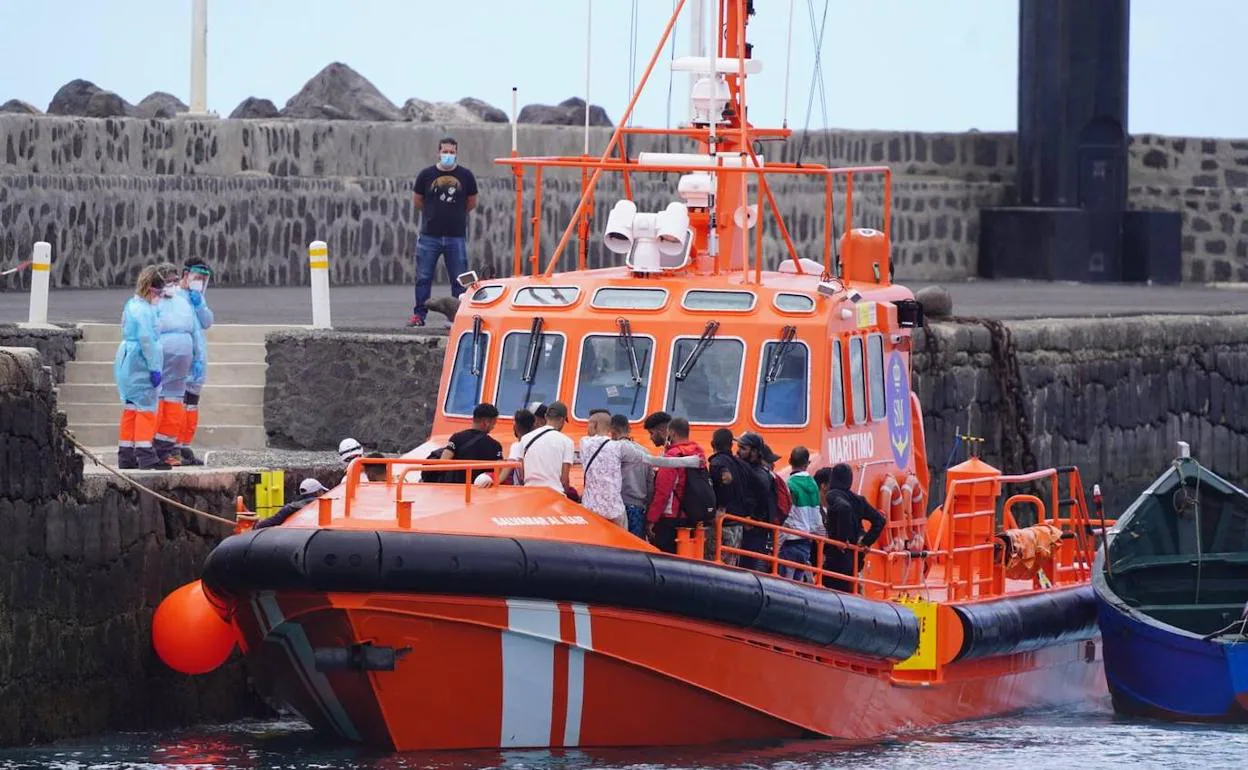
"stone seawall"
2,116,1245,284
0,345,346,746
262,315,1248,514
0,325,79,380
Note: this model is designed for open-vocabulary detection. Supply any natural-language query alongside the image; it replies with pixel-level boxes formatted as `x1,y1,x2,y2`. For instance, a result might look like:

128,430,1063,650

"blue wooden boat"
1093,441,1248,722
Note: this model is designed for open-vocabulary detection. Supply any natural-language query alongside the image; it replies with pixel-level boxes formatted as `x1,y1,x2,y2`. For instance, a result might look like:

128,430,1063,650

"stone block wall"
263,329,449,453
0,344,351,746
913,314,1248,513
0,325,80,380
260,316,1248,515
2,115,1246,285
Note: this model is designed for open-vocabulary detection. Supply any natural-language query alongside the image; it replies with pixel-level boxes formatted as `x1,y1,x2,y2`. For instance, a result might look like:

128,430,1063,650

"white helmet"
338,437,363,463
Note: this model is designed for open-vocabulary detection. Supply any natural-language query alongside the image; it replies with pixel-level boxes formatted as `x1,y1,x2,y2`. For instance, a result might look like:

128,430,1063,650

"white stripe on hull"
501,598,560,747
564,603,594,747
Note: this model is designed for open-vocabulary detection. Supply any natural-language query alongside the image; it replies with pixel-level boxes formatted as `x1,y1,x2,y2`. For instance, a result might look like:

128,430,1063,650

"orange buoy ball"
152,580,237,675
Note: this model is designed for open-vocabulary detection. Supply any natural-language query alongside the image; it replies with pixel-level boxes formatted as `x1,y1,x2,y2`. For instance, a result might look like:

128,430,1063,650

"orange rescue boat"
155,0,1108,750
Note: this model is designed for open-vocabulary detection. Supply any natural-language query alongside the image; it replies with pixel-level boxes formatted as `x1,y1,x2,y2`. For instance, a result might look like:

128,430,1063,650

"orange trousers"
118,408,159,468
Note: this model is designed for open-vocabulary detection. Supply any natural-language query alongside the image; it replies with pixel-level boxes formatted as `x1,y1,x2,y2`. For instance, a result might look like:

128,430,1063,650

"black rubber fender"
951,584,1098,661
202,529,920,662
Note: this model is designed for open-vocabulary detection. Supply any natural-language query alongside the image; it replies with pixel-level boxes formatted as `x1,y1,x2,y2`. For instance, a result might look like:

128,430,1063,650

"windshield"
574,334,654,420
665,338,744,424
444,331,489,416
496,331,565,414
755,341,809,426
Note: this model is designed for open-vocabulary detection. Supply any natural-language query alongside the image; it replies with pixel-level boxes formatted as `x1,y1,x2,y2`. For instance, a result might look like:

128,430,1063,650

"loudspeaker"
1121,210,1182,284
978,207,1123,282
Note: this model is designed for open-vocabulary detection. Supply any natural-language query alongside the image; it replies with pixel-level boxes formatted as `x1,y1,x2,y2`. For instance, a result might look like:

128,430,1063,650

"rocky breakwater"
0,345,345,746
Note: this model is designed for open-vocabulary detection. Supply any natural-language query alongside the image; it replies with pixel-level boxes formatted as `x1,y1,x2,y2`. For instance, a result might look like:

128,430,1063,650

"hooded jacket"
645,439,707,525
824,463,887,548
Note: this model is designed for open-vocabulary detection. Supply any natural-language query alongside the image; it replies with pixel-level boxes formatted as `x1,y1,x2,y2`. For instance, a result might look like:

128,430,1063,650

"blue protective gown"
156,288,200,401
186,290,214,393
113,297,164,411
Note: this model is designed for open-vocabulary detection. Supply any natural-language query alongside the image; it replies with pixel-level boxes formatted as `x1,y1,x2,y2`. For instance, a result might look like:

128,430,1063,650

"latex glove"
149,370,162,388
191,360,205,381
188,290,203,307
473,473,494,489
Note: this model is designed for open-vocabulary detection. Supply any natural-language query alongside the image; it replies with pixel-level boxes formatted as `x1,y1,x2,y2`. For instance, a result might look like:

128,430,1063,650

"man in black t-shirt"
410,136,479,327
440,402,503,485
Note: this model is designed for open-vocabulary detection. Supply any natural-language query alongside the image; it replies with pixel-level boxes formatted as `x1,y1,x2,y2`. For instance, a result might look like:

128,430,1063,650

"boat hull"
236,590,1105,751
1095,591,1248,722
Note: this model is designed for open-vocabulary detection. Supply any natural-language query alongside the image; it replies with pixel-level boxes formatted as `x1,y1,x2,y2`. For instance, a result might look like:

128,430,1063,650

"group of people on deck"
431,400,890,590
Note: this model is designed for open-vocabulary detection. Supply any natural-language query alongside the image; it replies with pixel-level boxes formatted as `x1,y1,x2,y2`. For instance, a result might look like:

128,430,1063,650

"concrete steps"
58,323,301,456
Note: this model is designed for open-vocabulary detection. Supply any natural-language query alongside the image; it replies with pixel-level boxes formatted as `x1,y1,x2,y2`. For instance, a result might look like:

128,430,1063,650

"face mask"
189,278,206,293
162,285,177,298
440,153,456,167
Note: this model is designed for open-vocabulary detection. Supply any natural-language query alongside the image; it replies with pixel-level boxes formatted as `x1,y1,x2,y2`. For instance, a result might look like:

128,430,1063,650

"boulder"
518,97,612,127
46,79,136,118
281,62,403,121
402,98,472,123
915,285,953,319
0,99,40,115
229,96,280,119
458,97,508,123
135,91,188,119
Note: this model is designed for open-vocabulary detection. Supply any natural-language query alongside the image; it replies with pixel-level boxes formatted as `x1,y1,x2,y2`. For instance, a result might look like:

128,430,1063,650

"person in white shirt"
518,401,575,494
580,412,701,529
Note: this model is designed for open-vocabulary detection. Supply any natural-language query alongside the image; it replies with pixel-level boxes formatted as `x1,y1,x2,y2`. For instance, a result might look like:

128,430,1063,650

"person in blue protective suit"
114,265,169,470
152,262,203,466
175,258,214,465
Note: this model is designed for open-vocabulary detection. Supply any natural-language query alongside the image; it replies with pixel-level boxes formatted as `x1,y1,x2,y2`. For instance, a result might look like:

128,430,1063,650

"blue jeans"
413,235,468,319
625,504,647,539
778,540,813,582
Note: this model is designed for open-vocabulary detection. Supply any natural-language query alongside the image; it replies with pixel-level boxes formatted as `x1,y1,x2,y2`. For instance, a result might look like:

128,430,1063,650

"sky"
0,0,1243,137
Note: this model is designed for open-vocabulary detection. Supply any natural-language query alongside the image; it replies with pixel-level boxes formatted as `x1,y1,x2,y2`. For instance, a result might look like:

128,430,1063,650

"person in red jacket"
644,417,707,553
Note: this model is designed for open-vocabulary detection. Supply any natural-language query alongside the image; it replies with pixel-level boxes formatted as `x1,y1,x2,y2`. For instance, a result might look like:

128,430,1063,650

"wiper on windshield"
617,317,643,385
675,321,720,381
521,316,545,383
759,325,797,411
521,316,546,409
470,315,484,376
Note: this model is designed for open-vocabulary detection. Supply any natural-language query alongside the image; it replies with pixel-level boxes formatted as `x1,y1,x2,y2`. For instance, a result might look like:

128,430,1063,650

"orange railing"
496,156,892,282
339,456,520,522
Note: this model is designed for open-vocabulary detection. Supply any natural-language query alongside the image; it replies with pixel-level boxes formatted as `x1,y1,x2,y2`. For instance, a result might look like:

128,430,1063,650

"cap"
299,478,329,496
734,432,765,452
338,437,363,462
761,444,782,464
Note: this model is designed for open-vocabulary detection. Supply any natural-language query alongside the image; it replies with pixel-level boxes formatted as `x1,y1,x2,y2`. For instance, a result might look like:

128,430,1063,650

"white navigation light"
733,203,759,230
604,199,637,255
655,202,690,257
690,74,730,125
677,173,714,208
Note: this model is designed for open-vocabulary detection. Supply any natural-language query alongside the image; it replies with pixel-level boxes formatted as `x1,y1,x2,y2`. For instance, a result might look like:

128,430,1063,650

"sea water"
1,697,1244,770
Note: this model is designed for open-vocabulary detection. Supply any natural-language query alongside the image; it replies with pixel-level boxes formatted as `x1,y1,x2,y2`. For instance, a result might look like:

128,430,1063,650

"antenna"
584,0,593,155
511,87,518,154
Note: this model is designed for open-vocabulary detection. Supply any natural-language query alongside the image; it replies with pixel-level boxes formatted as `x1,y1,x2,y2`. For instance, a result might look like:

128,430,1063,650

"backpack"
770,470,793,525
678,462,717,524
422,431,488,484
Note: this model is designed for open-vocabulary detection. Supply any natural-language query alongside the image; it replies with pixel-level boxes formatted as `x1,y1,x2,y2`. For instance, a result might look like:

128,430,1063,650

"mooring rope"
62,429,239,528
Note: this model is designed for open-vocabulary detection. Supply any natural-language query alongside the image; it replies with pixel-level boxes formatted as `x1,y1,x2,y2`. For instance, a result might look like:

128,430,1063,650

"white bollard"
25,242,52,328
308,240,332,329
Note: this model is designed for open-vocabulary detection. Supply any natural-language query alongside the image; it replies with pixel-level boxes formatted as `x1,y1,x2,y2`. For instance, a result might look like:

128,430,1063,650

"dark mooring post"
979,0,1182,283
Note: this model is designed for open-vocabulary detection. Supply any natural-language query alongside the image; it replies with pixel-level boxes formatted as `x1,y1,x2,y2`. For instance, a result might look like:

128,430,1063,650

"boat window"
829,339,845,426
868,333,886,421
848,336,866,424
665,337,744,424
513,286,580,307
774,293,816,313
495,330,565,414
591,287,668,310
755,340,809,426
444,331,490,417
573,334,654,421
469,284,505,304
682,290,756,312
